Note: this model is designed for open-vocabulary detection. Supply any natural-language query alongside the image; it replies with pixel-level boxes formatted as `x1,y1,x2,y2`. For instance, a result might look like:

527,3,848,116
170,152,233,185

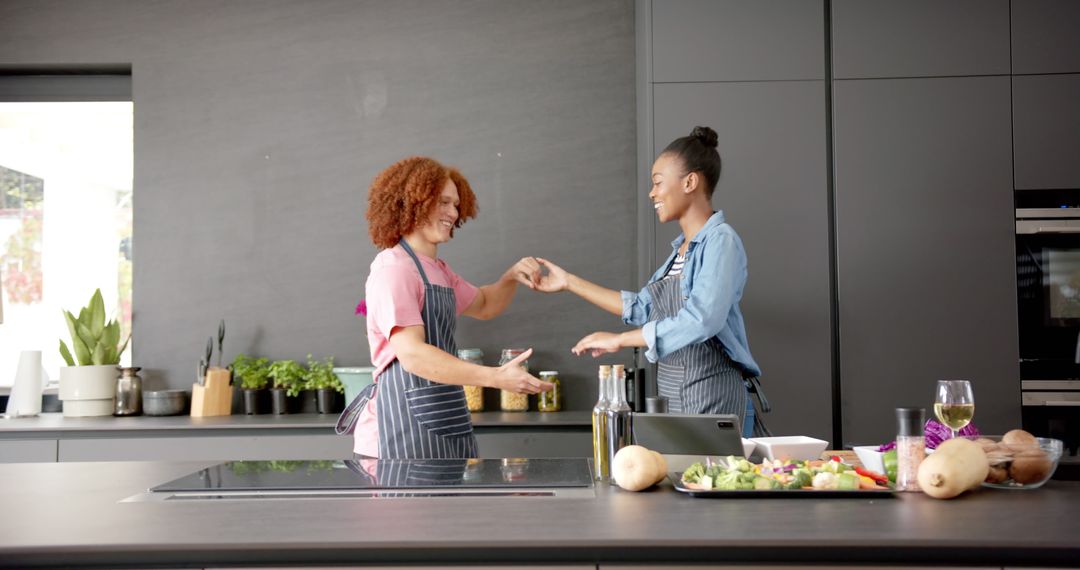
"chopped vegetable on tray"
680,456,891,491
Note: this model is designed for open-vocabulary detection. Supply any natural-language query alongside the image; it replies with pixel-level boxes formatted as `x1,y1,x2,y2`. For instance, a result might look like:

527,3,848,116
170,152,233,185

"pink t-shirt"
353,245,479,457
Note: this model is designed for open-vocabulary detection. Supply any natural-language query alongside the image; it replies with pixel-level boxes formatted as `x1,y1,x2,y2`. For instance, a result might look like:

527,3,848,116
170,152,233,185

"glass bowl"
965,436,1063,490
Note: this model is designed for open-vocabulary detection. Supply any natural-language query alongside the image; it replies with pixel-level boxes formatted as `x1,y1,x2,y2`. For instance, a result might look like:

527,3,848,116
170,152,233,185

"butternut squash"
612,445,665,491
916,437,989,499
649,449,669,484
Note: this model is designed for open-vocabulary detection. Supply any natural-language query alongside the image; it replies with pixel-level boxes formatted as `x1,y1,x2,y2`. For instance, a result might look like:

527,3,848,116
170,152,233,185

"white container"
59,365,116,417
740,438,756,459
853,445,886,474
749,435,829,461
5,350,44,417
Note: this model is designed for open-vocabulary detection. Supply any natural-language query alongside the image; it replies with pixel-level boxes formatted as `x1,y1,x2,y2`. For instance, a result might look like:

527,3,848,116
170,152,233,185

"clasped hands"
504,256,623,358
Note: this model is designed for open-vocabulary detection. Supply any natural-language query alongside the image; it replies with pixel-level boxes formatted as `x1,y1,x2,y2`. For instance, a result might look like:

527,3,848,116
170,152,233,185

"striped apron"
649,273,771,437
344,458,468,488
335,240,478,459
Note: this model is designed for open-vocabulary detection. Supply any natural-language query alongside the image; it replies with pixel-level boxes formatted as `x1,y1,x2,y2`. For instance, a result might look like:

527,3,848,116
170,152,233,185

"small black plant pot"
242,389,270,415
316,389,344,414
291,389,319,414
270,389,293,415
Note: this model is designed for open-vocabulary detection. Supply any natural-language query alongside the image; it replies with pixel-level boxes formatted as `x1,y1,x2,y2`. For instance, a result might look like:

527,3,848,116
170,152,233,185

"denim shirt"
621,211,761,377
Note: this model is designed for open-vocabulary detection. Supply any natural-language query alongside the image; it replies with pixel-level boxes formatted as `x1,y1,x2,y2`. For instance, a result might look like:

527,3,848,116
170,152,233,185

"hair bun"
690,126,718,149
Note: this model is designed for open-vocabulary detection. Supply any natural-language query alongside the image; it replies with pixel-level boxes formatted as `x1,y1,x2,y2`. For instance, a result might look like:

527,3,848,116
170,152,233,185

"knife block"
191,367,232,417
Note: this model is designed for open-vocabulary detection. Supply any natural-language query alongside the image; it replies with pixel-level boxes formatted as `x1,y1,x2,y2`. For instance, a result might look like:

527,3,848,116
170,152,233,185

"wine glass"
934,380,975,439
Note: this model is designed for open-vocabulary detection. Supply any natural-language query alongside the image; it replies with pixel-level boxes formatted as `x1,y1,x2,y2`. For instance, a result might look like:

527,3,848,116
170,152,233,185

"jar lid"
539,371,558,377
896,407,925,437
457,348,483,358
500,348,526,355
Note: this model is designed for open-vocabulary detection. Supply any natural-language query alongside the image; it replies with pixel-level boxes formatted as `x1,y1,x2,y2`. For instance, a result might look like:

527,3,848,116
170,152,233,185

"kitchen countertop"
2,460,1079,568
0,411,591,437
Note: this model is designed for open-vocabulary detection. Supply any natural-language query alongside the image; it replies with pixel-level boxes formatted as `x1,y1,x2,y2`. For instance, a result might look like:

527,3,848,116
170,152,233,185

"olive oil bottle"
592,365,612,481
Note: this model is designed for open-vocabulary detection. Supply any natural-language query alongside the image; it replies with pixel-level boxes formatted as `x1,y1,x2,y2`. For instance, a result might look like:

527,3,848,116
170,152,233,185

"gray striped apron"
649,273,771,437
344,458,467,489
335,240,478,459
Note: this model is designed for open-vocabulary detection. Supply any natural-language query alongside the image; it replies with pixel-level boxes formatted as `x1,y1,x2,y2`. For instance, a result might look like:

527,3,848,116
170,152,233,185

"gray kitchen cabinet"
651,0,824,83
651,81,832,442
832,76,1018,446
831,0,1010,79
0,439,57,463
58,434,354,462
1013,74,1080,190
1012,0,1080,74
55,432,590,461
478,431,590,458
0,413,592,462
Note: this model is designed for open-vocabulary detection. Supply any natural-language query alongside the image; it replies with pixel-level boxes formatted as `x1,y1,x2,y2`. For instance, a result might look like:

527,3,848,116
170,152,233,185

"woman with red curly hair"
336,156,553,459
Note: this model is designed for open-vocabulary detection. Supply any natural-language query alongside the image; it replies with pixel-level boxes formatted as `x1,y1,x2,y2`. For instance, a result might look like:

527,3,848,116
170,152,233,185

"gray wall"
0,0,637,412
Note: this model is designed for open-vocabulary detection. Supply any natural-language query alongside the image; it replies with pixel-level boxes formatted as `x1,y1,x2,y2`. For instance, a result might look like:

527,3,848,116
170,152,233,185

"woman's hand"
534,257,570,293
491,348,555,394
571,332,623,357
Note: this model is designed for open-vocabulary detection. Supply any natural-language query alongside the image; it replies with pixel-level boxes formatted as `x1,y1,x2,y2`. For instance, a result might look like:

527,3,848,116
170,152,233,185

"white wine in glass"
934,380,974,438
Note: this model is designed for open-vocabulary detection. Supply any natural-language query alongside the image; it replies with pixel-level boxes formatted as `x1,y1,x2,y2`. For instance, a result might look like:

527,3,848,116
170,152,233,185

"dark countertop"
0,411,591,437
1,459,1078,568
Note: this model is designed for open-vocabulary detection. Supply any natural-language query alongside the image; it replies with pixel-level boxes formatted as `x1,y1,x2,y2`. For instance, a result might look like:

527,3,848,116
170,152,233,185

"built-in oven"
1016,193,1080,473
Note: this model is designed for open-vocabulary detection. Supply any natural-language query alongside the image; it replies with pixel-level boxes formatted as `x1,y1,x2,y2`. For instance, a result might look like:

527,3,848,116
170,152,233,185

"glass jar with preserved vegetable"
498,348,530,411
537,371,561,412
456,348,485,412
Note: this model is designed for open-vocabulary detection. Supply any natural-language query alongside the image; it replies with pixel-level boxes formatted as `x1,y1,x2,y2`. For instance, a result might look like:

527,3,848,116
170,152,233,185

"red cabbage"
924,419,980,449
875,419,979,452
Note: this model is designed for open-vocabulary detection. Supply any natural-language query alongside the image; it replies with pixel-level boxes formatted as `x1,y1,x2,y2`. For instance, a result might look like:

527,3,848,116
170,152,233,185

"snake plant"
58,289,130,366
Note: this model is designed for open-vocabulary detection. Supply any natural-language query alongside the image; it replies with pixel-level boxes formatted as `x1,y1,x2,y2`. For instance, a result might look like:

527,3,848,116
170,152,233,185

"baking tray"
670,472,896,498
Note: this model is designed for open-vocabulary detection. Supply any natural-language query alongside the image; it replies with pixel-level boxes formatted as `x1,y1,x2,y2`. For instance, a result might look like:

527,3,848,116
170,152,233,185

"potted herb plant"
232,354,270,415
305,354,344,414
58,289,131,417
267,359,305,415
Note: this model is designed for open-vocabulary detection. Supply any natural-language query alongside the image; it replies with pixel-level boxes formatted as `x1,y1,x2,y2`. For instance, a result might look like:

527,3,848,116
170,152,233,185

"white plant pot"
59,365,117,417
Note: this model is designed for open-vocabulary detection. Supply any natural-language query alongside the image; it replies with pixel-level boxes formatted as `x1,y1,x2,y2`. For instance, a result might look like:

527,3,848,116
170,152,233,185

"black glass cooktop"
152,458,592,493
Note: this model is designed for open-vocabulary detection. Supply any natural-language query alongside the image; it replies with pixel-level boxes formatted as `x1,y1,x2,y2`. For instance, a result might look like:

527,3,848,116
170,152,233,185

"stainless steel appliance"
1015,197,1080,474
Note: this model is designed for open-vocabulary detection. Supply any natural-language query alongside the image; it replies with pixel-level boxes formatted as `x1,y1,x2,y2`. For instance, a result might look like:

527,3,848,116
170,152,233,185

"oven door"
1016,209,1080,476
1016,226,1080,380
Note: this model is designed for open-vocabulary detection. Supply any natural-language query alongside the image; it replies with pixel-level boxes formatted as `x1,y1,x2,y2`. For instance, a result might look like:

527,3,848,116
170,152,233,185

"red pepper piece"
854,465,889,484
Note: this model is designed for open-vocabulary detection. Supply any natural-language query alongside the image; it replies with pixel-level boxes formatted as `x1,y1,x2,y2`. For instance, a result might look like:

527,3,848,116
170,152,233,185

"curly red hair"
366,156,478,249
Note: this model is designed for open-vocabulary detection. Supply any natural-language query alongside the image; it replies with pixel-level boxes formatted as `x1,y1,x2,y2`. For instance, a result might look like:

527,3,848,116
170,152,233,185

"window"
0,75,133,383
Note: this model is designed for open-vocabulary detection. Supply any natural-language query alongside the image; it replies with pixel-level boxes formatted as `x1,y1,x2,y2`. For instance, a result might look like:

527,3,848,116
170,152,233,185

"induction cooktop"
151,458,593,494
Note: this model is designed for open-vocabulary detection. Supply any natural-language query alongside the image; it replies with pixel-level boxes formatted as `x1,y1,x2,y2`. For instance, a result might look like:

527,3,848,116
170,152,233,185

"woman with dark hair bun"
534,126,769,437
